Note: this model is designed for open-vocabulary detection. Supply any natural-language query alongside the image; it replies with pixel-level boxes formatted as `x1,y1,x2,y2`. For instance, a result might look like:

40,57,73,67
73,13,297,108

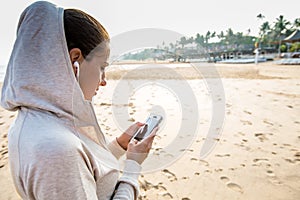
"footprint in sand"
220,176,243,193
161,192,173,199
180,149,194,152
214,168,223,172
0,160,5,168
240,120,252,125
284,158,296,164
215,154,231,158
238,132,245,136
128,118,135,122
243,110,252,115
252,159,282,185
227,183,243,193
226,103,232,108
266,170,276,177
220,176,230,183
254,133,268,142
294,152,300,158
266,170,282,185
294,152,300,162
163,153,174,158
162,169,177,182
1,140,7,148
252,158,271,167
199,159,209,167
139,179,169,196
263,119,274,126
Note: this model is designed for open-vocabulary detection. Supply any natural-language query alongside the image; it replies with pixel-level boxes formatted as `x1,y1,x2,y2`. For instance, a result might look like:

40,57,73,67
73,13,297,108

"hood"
1,1,106,145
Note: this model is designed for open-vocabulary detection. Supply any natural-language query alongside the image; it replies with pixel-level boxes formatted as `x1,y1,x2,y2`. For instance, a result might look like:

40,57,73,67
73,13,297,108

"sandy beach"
0,62,300,199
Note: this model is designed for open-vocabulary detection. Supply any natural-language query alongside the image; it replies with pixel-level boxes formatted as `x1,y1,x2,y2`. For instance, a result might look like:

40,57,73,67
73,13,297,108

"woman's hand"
126,127,158,164
116,122,144,150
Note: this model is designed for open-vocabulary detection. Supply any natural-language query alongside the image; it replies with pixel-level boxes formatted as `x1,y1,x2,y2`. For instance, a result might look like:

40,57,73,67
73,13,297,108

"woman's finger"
126,122,145,137
144,127,159,141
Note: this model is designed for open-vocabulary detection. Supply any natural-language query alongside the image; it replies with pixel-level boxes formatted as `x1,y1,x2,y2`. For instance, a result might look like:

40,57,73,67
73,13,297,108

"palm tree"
204,31,216,47
195,33,205,49
204,31,211,46
259,21,271,45
274,15,291,35
187,36,194,44
217,31,225,40
256,13,266,49
211,31,216,40
179,36,187,49
225,28,234,45
235,32,244,47
293,18,300,30
274,15,291,56
257,13,265,20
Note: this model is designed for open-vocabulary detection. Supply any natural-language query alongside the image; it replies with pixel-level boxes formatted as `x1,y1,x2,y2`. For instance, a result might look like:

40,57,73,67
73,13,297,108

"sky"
0,0,299,65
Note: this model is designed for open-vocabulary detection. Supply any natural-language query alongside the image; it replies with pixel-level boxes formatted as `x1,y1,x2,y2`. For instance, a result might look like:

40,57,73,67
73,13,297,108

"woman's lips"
100,80,106,86
94,87,99,96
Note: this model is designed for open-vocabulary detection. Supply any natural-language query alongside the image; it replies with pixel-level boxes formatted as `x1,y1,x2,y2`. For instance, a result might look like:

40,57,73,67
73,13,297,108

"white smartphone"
132,114,163,141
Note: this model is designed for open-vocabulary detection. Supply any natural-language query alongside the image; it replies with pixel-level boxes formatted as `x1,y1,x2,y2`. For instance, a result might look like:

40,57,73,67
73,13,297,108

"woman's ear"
69,48,84,62
69,48,83,74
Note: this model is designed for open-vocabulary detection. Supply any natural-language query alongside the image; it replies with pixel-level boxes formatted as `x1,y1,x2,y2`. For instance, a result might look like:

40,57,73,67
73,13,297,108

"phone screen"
133,114,163,141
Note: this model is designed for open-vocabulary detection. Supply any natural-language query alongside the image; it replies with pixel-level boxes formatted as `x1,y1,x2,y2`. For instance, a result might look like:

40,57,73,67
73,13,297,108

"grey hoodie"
1,1,140,199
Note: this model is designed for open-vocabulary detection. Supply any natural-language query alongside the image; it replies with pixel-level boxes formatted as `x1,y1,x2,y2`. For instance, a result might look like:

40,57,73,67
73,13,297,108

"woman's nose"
99,72,106,86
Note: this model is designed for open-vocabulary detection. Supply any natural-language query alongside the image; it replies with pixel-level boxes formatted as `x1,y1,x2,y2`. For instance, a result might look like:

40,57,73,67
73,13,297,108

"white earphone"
74,61,80,81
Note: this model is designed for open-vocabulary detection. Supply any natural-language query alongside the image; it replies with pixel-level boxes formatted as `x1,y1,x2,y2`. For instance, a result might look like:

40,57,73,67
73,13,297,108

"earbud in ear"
74,61,80,81
74,61,79,68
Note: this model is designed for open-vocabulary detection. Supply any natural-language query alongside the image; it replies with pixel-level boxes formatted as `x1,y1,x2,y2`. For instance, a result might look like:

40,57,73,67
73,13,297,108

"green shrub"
289,42,300,52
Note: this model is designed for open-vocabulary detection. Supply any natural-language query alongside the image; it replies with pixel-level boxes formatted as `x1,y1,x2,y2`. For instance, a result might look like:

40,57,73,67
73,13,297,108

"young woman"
1,1,157,199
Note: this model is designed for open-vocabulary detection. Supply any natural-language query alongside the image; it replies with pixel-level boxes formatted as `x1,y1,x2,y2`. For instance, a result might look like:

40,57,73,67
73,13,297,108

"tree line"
163,14,300,52
122,15,300,61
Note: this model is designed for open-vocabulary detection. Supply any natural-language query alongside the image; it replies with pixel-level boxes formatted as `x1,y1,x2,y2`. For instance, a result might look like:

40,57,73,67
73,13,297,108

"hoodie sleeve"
110,159,142,199
108,138,126,159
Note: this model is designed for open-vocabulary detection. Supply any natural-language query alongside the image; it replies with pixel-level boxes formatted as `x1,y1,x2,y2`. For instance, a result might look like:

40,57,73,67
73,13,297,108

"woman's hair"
64,9,109,60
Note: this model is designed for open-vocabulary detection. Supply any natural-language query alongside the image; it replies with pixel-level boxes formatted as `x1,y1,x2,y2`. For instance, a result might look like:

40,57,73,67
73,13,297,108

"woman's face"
78,46,110,101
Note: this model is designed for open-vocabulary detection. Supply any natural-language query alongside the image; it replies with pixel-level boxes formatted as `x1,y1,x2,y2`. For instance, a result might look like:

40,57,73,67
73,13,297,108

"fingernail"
137,122,145,126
